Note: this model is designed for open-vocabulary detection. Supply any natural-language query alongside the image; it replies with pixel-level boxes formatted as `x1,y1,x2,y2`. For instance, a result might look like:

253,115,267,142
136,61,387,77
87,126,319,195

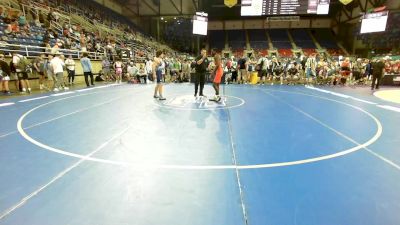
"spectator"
101,56,112,83
65,55,75,85
18,12,26,26
137,64,147,84
12,52,31,93
50,53,68,91
33,53,46,90
113,57,123,84
371,58,385,90
0,53,11,95
80,52,94,87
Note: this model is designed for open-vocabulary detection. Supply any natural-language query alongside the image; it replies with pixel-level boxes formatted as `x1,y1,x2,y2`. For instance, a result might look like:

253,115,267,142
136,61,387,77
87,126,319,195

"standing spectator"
101,56,112,83
145,57,153,83
12,52,31,93
181,59,190,82
257,54,269,85
113,57,123,84
65,55,75,85
0,53,11,95
33,54,46,90
371,58,385,90
80,52,94,87
137,64,147,84
305,54,317,84
237,55,248,84
46,54,54,90
127,62,138,79
50,53,68,91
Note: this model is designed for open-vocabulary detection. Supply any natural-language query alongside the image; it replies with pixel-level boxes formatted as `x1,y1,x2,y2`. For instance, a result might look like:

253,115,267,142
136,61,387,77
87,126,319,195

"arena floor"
0,83,400,225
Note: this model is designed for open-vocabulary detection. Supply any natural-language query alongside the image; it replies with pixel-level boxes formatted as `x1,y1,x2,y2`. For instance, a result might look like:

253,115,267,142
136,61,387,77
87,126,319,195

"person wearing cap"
0,53,11,95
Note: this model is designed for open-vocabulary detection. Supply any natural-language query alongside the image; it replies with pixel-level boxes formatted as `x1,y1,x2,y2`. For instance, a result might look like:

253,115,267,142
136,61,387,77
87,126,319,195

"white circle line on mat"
153,95,245,110
17,89,382,170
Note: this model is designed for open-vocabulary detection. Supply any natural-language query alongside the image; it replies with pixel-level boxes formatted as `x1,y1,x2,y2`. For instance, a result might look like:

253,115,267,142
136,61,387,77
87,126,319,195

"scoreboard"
241,0,331,16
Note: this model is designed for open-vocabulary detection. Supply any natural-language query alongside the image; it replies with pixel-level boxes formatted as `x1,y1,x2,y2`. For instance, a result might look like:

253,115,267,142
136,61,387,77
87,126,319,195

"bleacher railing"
0,43,105,60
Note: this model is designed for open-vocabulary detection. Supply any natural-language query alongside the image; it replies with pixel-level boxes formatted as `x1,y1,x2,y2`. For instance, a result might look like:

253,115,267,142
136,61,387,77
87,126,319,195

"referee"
194,49,209,97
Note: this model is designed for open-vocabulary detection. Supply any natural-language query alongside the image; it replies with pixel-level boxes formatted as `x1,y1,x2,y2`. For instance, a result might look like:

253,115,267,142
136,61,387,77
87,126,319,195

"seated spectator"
18,12,26,26
4,24,12,34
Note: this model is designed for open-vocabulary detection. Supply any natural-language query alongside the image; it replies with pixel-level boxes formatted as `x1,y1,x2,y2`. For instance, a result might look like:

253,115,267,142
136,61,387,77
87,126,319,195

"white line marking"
51,91,75,97
0,102,15,107
305,85,378,104
18,96,50,103
364,149,400,170
329,92,350,98
263,90,400,171
377,105,400,113
16,90,383,170
76,88,94,92
350,97,377,105
0,126,130,220
225,90,249,225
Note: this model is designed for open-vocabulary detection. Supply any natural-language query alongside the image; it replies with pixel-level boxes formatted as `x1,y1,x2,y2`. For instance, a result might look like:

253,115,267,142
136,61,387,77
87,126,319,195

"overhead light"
174,17,177,20
161,17,164,20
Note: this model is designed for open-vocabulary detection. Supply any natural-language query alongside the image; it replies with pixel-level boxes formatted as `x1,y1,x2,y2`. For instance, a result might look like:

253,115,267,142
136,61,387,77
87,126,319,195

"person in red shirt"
212,53,223,102
340,58,351,85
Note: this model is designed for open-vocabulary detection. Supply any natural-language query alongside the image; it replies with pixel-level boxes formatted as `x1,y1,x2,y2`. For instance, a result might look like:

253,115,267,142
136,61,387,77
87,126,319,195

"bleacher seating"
290,29,316,49
268,29,292,49
278,49,293,58
248,29,269,50
302,48,317,56
209,30,225,51
312,29,339,49
227,30,246,50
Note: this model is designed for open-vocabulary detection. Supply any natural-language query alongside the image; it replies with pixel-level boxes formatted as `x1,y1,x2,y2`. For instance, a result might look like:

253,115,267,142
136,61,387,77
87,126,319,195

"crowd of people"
1,48,399,97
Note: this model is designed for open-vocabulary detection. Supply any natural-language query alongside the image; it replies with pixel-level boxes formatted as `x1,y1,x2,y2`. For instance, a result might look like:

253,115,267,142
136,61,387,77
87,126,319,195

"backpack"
16,56,31,72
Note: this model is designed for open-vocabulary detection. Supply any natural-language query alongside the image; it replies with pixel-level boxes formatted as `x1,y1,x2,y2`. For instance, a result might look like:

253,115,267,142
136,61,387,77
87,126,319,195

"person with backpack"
12,52,31,94
0,53,11,95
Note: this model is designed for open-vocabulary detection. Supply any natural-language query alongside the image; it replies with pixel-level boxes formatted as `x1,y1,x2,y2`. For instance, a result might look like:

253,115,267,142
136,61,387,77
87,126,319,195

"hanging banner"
224,0,238,8
339,0,354,5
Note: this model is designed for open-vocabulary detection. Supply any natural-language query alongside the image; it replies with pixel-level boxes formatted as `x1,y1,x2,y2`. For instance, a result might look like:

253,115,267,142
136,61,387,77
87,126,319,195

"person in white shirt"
12,52,31,93
145,58,153,83
65,55,75,85
50,53,68,92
